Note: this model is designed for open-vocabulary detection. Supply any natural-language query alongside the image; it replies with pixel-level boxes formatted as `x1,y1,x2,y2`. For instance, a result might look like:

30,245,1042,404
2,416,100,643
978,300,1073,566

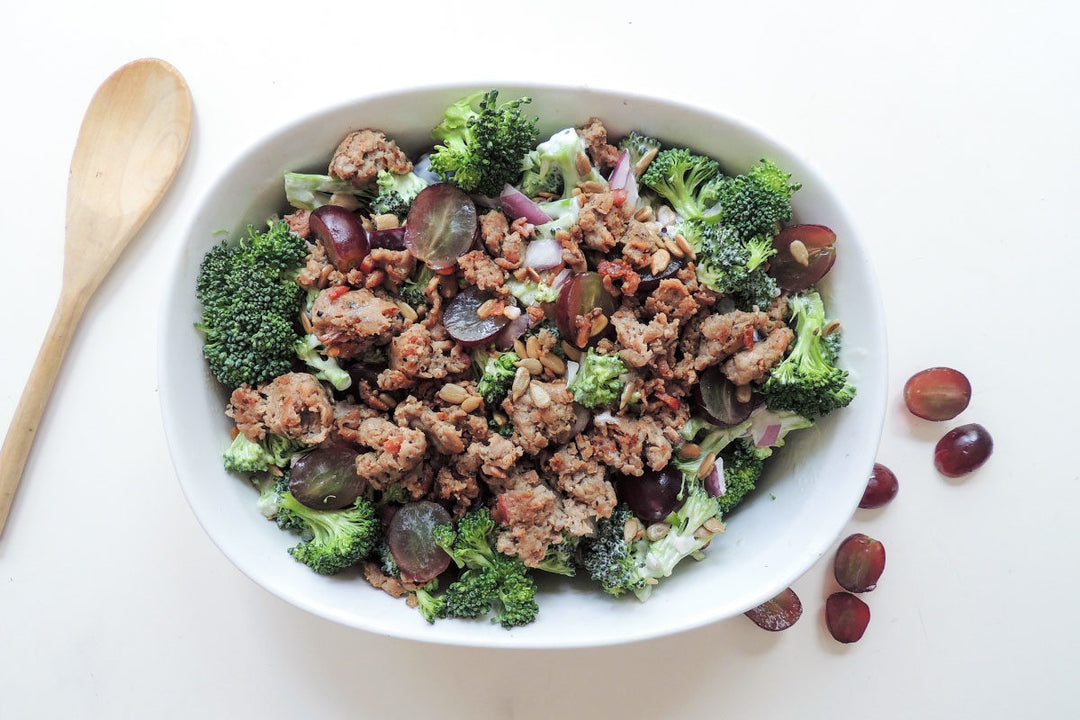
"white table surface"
2,1,1076,717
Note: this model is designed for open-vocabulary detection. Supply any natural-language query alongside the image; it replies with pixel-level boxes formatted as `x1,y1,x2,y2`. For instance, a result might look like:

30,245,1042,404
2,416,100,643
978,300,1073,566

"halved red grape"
617,465,685,523
368,225,407,251
826,591,870,643
636,256,686,293
442,285,510,347
769,224,837,292
934,423,993,477
860,463,899,509
404,183,477,270
745,587,803,631
289,444,364,510
834,533,886,593
387,501,452,583
904,367,971,421
694,366,758,426
555,272,616,346
309,205,369,272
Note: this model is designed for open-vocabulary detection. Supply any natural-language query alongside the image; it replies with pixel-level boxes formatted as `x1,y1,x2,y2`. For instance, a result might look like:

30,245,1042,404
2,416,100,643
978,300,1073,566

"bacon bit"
230,426,240,440
742,325,756,350
359,255,377,274
655,391,681,413
611,188,628,206
325,285,349,301
597,258,641,295
385,435,403,455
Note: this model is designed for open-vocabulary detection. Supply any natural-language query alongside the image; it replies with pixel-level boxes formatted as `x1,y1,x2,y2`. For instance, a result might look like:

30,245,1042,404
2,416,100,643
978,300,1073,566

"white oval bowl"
159,84,887,649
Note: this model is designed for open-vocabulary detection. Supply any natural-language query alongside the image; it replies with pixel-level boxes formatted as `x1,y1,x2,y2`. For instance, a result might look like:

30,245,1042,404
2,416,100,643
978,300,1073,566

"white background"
1,1,1076,717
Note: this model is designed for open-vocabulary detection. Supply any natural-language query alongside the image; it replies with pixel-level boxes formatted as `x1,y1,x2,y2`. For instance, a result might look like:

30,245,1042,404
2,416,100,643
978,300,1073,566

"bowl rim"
158,81,888,649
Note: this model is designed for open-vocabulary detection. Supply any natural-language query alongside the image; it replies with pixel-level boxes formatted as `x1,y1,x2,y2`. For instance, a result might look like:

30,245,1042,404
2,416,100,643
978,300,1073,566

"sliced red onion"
755,423,782,448
470,193,501,209
493,311,533,350
571,403,592,436
549,268,572,290
607,150,639,208
704,456,726,497
564,359,580,387
500,184,552,225
524,237,563,271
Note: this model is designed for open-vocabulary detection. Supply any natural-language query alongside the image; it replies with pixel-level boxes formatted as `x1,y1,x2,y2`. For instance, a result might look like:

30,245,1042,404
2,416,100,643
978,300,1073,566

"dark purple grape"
368,226,407,251
289,444,364,510
617,466,685,523
555,272,616,347
826,591,870,643
834,533,886,593
904,367,971,421
309,205,369,272
636,256,686,293
935,423,993,477
442,285,510,347
769,224,837,292
694,366,758,426
745,587,803,631
860,463,899,509
387,501,452,583
404,183,477,270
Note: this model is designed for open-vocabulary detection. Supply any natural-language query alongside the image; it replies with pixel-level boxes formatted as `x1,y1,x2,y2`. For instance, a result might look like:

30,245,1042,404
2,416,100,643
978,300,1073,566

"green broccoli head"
283,172,377,211
369,169,430,219
567,348,626,409
413,581,445,624
760,290,856,419
519,127,606,199
431,509,539,628
223,432,305,473
715,438,770,514
276,490,380,575
429,90,539,198
579,506,647,597
714,159,800,241
399,264,436,309
639,147,723,222
294,334,351,391
682,220,778,311
617,131,662,168
535,534,579,577
196,221,308,389
476,351,521,407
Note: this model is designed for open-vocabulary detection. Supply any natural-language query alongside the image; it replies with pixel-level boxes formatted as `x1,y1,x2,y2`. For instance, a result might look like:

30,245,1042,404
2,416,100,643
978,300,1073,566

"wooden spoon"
0,58,192,536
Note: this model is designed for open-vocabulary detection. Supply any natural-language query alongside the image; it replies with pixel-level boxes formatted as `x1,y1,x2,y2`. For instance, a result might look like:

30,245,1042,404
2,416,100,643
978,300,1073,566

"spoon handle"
0,290,87,535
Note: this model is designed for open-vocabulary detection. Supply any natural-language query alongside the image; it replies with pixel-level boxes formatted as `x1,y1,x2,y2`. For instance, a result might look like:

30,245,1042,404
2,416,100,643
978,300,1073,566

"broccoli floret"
567,348,627,409
432,509,539,628
398,264,436,308
639,148,723,222
681,220,778,311
535,535,579,577
715,439,771,514
252,475,285,519
370,169,429,219
580,490,725,602
476,351,521,406
295,333,351,391
489,417,514,437
519,128,606,200
283,172,375,211
275,488,380,575
429,90,539,198
712,159,800,241
196,221,308,389
522,321,565,358
223,432,304,473
505,278,559,307
579,507,647,597
760,290,856,419
413,581,444,624
617,131,663,168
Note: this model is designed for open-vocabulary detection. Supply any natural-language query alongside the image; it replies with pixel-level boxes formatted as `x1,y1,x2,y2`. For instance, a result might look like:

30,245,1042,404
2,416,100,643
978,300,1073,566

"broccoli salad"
195,90,855,629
